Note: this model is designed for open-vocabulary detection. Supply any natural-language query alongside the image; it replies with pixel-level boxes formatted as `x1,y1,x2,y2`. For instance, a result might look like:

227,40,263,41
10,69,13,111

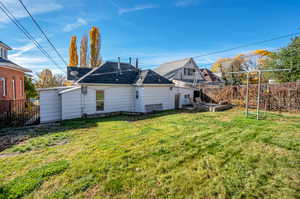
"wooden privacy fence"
200,82,300,112
0,99,40,128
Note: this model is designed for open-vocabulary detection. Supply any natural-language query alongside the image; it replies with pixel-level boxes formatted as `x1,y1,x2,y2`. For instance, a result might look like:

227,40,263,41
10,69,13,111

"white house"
154,58,204,106
154,58,224,105
39,61,177,123
155,57,206,88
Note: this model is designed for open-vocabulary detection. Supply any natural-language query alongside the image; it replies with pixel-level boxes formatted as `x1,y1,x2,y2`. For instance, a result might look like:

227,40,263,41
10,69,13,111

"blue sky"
0,0,300,74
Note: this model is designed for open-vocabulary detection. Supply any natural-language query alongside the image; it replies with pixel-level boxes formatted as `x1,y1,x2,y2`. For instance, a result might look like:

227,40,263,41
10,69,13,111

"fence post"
256,71,262,120
245,72,249,117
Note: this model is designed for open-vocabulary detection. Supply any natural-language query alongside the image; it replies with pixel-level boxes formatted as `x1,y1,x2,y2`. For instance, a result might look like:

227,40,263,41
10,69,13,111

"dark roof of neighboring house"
155,57,193,76
0,57,31,72
199,68,222,82
67,67,93,81
75,61,173,85
134,70,173,85
0,41,12,50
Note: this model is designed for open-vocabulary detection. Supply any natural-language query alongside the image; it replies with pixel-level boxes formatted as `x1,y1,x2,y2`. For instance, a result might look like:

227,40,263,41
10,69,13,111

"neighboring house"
155,57,205,88
0,41,31,101
39,61,176,123
155,57,207,106
199,68,224,86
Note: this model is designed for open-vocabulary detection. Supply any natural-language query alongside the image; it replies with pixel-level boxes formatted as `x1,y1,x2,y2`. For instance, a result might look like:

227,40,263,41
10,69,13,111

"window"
136,90,139,99
20,79,23,96
12,79,15,100
96,90,104,111
183,68,196,76
0,77,5,96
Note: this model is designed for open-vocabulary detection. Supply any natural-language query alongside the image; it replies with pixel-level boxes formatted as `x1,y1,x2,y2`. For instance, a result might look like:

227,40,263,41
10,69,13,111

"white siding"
143,86,175,111
40,90,61,123
84,86,135,114
173,87,194,107
61,88,82,120
135,87,145,112
40,85,177,122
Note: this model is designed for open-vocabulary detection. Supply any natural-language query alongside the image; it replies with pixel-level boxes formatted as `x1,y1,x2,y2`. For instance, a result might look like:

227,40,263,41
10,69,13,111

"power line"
137,31,300,68
0,1,66,74
17,0,68,66
193,31,300,59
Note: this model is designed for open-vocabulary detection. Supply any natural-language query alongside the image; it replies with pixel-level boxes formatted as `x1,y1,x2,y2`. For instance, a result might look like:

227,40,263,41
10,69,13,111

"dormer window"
0,47,7,59
183,68,196,76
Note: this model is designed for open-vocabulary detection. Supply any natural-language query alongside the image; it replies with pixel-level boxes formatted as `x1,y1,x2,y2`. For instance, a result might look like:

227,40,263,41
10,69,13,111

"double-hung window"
96,90,104,111
20,79,23,96
12,79,15,100
0,77,6,96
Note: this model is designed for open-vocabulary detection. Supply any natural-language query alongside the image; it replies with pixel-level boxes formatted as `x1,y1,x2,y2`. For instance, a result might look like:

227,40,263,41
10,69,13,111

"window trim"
0,77,6,96
20,79,23,97
96,90,105,111
12,79,15,100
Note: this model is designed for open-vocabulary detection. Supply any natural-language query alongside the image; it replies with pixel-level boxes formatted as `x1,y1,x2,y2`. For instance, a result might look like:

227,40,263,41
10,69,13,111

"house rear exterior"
39,62,176,123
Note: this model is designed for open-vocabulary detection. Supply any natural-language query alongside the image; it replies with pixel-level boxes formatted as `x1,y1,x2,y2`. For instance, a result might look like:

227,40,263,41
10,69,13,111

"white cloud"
8,42,66,74
175,0,200,7
9,43,47,66
0,0,62,23
63,18,87,32
118,4,159,15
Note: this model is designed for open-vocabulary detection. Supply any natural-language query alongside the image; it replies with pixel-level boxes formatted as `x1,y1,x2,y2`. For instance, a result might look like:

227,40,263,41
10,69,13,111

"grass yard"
0,109,300,199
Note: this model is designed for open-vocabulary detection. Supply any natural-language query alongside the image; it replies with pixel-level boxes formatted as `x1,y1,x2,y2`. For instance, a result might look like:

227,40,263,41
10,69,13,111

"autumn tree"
211,58,232,73
80,35,88,67
90,26,101,68
211,56,244,85
35,69,66,88
69,36,78,67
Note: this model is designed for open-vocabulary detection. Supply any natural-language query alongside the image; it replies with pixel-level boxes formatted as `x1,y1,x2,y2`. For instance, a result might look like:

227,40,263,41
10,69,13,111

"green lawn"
0,109,300,199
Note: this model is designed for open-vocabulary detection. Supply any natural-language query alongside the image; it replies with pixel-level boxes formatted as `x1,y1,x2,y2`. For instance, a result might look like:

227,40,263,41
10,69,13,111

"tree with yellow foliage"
80,35,88,67
90,26,101,68
211,58,231,72
69,36,78,67
253,49,272,57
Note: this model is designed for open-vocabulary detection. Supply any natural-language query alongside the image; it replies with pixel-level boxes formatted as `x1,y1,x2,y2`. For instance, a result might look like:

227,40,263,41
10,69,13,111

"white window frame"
0,77,6,96
12,79,15,100
20,79,23,96
96,90,104,111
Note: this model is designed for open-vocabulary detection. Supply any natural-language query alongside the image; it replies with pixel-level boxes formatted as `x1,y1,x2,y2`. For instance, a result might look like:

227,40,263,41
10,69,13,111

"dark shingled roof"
134,70,173,85
199,68,223,83
77,61,173,85
67,67,93,81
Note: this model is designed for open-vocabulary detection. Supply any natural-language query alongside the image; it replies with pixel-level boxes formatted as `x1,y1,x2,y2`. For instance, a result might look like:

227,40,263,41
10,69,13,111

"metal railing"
0,99,40,128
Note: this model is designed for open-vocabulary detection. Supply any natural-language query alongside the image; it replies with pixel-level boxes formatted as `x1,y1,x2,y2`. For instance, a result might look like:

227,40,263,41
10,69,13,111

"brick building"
0,41,31,101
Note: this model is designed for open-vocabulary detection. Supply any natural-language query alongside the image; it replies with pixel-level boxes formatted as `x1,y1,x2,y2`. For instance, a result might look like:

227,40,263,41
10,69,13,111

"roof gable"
154,57,195,76
0,41,12,50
